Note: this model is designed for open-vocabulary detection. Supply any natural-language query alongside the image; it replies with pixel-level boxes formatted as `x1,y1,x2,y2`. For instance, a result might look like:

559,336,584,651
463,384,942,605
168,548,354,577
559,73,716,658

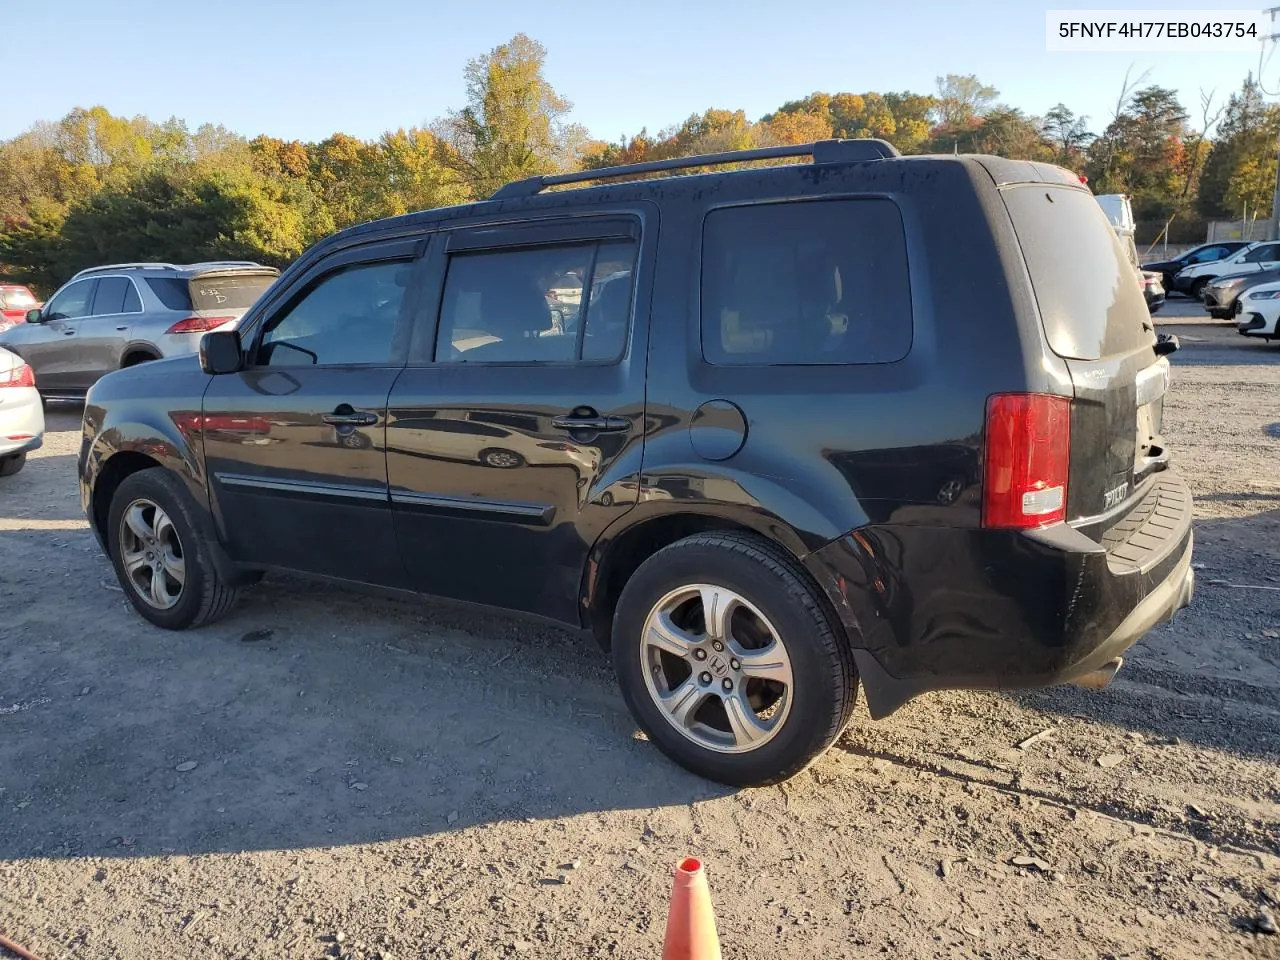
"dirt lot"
1,301,1278,960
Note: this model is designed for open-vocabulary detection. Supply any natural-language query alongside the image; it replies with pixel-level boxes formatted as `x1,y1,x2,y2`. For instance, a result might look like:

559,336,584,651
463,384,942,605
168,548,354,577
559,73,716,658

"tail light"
166,316,234,334
983,393,1071,529
0,362,35,388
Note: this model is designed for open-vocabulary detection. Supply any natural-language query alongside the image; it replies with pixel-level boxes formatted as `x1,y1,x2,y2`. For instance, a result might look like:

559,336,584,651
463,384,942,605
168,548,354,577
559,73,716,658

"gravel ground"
1,299,1277,960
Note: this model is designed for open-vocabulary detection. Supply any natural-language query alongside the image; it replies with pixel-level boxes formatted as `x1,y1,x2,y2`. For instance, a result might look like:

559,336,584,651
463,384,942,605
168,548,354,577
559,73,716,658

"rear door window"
700,199,912,365
90,277,131,315
1002,186,1150,361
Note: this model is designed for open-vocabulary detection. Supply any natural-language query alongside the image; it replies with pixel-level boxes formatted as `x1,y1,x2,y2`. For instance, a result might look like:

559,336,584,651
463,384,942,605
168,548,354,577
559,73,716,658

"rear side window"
145,277,193,311
90,277,131,315
1003,186,1150,361
435,239,637,364
190,274,276,311
701,199,912,365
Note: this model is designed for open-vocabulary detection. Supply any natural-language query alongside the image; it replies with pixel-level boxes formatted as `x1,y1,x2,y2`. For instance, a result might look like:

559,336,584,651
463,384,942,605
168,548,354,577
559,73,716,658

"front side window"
258,260,410,367
44,279,96,321
701,199,912,365
435,239,637,364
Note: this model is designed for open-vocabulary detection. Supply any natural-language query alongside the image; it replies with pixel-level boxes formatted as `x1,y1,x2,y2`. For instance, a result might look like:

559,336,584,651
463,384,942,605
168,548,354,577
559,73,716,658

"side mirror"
200,330,243,375
25,308,44,323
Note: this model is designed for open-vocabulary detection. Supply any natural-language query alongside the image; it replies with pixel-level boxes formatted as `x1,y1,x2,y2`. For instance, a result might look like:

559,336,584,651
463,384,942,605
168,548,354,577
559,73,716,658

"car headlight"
1245,289,1280,300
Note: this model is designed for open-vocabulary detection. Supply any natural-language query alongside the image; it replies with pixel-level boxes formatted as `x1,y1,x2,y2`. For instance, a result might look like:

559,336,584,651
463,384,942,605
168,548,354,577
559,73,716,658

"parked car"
78,142,1194,786
1173,240,1280,299
1200,265,1280,319
1141,270,1165,313
0,346,44,476
0,284,40,325
0,262,279,402
1141,241,1250,292
1236,280,1280,342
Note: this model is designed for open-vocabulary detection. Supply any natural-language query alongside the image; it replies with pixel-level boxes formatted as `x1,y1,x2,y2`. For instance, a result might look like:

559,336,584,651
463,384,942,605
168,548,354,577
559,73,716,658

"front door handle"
552,414,630,433
62,330,76,336
322,410,379,426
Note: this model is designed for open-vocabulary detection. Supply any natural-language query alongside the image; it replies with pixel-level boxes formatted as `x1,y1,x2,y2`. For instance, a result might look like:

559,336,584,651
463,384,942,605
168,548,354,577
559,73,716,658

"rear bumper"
804,472,1195,718
0,389,46,458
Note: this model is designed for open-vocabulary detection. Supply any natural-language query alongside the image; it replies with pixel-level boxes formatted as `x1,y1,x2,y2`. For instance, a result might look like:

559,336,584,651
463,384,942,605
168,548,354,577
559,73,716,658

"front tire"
611,532,857,786
1190,277,1209,301
0,452,26,477
107,468,241,629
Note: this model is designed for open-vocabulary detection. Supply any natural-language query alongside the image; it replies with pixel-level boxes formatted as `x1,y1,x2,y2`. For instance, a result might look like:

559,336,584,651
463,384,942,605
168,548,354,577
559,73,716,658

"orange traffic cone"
662,857,722,960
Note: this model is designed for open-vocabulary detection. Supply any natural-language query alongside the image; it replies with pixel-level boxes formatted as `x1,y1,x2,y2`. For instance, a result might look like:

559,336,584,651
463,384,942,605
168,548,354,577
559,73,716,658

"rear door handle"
552,415,630,433
322,411,379,426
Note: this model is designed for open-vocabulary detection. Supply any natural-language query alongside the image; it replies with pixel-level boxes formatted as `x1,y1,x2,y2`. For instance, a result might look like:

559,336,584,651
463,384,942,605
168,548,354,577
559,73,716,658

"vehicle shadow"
0,452,88,523
0,537,729,863
1004,506,1280,758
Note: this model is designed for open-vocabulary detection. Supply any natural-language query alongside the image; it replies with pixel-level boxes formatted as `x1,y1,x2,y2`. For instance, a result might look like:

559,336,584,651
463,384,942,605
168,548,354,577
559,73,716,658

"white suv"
1176,241,1280,300
1236,280,1280,342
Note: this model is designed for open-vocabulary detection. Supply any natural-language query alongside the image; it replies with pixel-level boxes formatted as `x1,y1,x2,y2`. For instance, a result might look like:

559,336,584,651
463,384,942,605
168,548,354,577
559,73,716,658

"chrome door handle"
552,415,630,433
322,411,378,426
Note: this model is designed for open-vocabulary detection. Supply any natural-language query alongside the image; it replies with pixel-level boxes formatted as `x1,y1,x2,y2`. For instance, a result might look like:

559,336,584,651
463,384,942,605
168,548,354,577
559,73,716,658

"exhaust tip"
1072,657,1123,691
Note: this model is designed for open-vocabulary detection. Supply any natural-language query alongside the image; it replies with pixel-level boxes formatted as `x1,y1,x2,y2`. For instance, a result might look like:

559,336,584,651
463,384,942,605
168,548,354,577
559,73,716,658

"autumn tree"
1042,104,1094,169
1197,77,1280,220
435,34,584,199
932,74,998,127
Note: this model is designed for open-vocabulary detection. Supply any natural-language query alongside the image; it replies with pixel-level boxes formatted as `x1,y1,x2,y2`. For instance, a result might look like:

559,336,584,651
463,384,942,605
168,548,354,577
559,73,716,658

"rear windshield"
189,273,276,312
1003,185,1151,361
0,289,36,309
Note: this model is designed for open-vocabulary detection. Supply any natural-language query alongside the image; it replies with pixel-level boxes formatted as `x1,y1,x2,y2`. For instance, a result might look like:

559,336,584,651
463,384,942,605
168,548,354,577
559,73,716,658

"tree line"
2,33,1278,294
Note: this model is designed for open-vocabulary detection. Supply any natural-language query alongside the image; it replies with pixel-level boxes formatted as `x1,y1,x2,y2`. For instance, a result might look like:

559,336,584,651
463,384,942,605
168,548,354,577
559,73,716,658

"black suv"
78,141,1195,786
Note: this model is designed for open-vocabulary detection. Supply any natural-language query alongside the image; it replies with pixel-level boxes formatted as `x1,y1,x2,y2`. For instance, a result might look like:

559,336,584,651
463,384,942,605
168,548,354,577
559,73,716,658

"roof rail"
186,261,274,272
490,138,902,200
70,262,179,280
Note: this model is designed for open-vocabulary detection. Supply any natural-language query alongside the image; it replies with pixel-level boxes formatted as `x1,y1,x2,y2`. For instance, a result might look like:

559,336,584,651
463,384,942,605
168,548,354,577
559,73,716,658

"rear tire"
0,452,26,477
107,468,241,630
1190,277,1209,301
611,531,857,786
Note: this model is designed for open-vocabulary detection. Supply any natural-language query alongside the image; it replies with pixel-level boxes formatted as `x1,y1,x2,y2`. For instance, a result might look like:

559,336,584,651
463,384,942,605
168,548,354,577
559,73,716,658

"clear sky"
2,0,1272,144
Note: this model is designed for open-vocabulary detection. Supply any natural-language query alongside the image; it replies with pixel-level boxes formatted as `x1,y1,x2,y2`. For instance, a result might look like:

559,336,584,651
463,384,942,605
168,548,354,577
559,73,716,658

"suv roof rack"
490,138,902,200
70,262,180,280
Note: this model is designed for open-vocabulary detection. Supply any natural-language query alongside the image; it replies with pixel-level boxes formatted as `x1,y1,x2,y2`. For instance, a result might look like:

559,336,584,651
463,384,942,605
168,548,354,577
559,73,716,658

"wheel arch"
119,341,162,367
580,504,854,655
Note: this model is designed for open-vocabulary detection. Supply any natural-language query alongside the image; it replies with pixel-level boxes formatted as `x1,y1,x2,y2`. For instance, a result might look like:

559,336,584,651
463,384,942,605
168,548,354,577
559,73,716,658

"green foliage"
1197,77,1280,220
0,48,1245,290
1085,86,1190,219
436,33,582,199
933,75,999,127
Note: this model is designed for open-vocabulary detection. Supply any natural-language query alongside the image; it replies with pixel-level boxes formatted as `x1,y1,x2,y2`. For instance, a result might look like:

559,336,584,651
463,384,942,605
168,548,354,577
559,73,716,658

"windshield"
189,273,277,312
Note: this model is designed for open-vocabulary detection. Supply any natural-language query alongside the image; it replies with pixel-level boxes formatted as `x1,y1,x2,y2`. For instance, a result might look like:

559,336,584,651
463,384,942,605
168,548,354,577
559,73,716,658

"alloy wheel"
118,498,186,610
640,584,794,754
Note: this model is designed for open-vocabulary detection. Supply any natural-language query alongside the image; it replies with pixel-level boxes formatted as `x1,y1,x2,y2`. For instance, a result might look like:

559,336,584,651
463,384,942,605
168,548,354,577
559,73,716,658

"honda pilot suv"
78,141,1194,786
